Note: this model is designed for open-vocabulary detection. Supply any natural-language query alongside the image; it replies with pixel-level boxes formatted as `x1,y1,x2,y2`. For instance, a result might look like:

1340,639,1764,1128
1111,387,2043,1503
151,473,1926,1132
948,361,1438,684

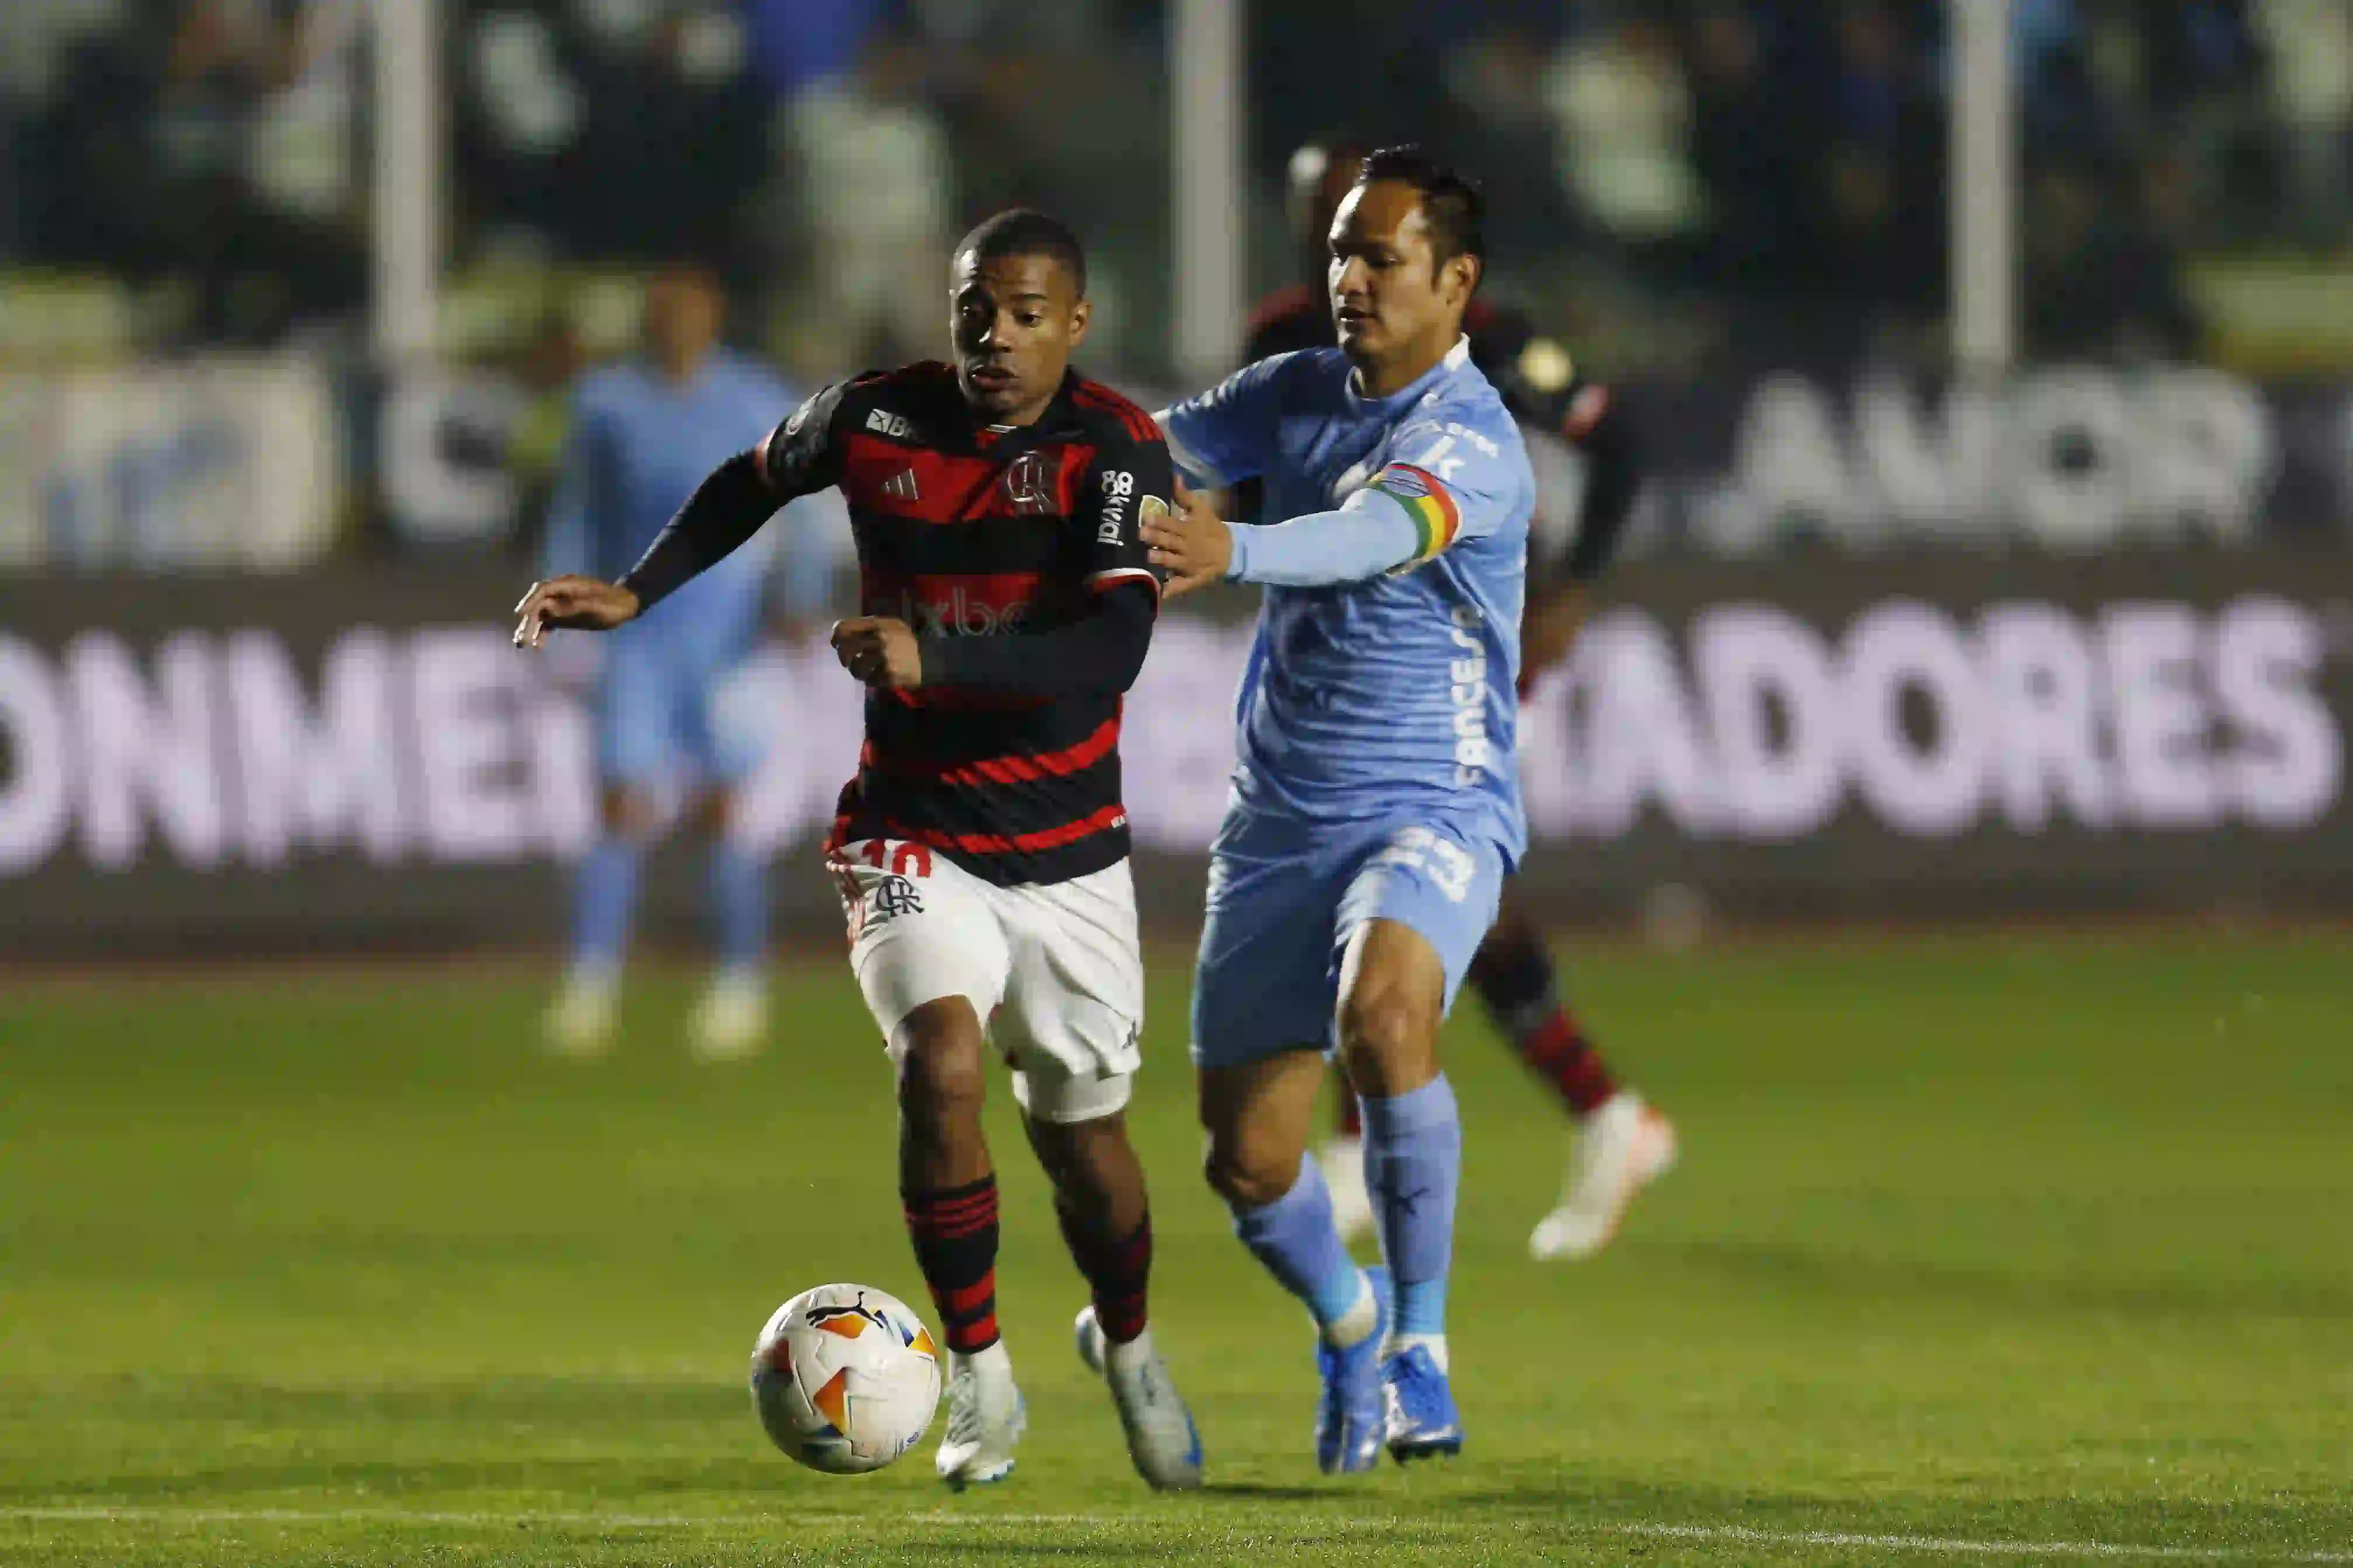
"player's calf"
1200,1056,1386,1472
1026,1111,1152,1340
1036,1111,1203,1490
890,997,1016,1487
1335,921,1463,1433
893,999,993,1188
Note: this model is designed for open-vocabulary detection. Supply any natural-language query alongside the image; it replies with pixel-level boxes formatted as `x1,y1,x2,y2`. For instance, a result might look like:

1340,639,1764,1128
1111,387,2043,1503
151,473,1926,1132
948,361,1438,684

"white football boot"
1074,1308,1204,1491
1529,1091,1678,1261
686,971,766,1062
543,970,618,1058
1317,1136,1377,1245
935,1341,1025,1489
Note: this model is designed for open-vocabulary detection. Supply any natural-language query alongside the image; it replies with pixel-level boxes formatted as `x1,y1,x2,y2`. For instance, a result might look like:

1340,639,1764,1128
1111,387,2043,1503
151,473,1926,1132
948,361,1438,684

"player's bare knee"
1337,987,1439,1098
1202,1130,1295,1211
890,1000,988,1124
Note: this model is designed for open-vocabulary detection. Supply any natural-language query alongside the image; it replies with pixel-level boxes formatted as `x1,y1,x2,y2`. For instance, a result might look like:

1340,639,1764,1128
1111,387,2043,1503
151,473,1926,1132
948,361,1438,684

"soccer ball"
750,1283,943,1474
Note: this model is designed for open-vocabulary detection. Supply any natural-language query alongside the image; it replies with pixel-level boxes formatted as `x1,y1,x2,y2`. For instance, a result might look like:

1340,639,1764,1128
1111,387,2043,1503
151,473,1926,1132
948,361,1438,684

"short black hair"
956,208,1087,297
1355,145,1486,270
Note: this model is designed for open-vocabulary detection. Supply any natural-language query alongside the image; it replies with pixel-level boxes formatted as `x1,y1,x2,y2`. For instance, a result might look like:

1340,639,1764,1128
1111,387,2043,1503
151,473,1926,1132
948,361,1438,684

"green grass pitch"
3,930,2349,1566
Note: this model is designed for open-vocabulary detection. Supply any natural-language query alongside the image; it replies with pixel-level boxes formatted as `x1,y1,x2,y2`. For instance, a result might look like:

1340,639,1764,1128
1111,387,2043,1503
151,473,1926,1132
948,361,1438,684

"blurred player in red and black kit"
1250,141,1677,1264
514,211,1201,1493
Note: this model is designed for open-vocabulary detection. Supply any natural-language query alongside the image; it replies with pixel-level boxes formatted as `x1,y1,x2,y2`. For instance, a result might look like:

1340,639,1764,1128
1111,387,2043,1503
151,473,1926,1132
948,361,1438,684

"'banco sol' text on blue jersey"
1158,336,1534,864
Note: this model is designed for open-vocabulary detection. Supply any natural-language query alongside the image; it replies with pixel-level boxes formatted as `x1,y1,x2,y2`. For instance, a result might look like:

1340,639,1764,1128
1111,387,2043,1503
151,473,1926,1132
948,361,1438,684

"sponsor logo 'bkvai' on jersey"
761,363,1168,886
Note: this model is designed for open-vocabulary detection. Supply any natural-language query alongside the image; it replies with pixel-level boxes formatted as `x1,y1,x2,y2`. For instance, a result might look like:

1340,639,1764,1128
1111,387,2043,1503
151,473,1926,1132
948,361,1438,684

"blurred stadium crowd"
3,1,2351,373
2,1,2351,571
4,2,2349,947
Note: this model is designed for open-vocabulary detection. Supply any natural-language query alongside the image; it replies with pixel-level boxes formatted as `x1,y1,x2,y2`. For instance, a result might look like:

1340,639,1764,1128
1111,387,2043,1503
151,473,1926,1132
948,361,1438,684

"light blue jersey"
545,349,815,664
544,350,814,784
1160,336,1534,863
1159,336,1536,1065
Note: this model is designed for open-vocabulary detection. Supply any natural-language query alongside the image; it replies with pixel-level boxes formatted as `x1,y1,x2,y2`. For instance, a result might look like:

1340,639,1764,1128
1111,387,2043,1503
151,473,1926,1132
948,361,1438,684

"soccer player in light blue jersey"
1144,147,1531,1472
536,265,843,1061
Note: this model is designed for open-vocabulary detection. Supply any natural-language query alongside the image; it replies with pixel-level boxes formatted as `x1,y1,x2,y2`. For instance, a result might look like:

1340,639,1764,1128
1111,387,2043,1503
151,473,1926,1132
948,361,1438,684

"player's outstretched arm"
1144,476,1428,592
511,447,780,647
615,449,784,613
518,381,849,649
512,575,640,648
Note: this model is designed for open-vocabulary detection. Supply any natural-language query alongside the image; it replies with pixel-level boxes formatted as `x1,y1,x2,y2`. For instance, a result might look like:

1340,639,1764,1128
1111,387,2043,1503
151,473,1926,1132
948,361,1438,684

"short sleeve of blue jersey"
1155,352,1296,488
1342,404,1529,569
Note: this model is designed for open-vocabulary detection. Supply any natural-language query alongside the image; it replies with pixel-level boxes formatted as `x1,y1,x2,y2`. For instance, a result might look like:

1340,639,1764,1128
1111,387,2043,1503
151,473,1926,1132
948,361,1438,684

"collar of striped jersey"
969,368,1087,453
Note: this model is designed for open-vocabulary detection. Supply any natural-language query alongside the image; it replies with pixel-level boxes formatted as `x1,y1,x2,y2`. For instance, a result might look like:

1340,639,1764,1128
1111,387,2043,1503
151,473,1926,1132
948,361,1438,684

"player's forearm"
920,585,1155,697
1223,507,1419,587
616,450,777,612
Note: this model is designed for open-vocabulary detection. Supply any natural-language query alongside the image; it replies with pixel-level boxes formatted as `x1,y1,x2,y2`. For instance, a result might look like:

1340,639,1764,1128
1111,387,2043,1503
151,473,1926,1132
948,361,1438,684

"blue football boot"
1313,1265,1391,1474
1381,1342,1463,1461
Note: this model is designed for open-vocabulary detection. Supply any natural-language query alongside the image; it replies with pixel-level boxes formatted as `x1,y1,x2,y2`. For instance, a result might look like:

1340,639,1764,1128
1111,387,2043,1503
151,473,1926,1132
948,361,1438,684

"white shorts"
828,839,1145,1124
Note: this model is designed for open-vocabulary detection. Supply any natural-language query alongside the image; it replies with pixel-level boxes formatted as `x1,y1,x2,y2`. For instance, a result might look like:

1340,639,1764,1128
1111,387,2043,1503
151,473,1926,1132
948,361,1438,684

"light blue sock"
571,836,643,975
707,840,769,976
1231,1153,1366,1331
1361,1074,1461,1338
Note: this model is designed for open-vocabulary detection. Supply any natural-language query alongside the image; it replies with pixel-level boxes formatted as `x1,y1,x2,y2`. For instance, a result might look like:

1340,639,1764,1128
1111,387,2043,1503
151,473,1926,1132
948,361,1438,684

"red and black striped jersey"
759,361,1170,887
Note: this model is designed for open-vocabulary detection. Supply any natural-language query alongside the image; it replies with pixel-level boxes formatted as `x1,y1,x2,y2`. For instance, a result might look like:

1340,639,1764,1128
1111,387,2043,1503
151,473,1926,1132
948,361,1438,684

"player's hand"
1141,478,1231,598
1518,584,1590,693
513,576,641,648
831,616,923,689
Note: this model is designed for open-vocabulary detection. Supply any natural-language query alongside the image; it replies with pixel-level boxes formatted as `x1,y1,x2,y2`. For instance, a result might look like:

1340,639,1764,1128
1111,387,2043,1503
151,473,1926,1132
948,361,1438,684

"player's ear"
1445,252,1481,309
1067,294,1092,349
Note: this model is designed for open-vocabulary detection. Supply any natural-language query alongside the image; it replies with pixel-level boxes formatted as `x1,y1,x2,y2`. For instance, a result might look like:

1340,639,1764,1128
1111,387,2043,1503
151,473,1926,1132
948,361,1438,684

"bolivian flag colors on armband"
1370,463,1463,570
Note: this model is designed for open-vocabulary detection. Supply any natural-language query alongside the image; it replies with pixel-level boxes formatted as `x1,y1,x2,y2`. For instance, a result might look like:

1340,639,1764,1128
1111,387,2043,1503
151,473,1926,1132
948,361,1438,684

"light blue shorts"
1189,808,1508,1069
594,635,758,788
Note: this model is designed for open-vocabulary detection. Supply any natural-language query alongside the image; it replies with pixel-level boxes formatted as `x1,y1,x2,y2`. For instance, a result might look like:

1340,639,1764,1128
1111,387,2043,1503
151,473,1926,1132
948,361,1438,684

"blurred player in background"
1150,147,1528,1471
1250,140,1676,1264
538,265,839,1061
515,213,1202,1494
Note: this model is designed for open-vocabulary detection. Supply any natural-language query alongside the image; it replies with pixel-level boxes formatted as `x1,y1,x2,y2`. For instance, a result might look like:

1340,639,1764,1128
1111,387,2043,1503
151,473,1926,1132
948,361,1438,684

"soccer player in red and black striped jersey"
513,211,1201,1493
1250,141,1677,1265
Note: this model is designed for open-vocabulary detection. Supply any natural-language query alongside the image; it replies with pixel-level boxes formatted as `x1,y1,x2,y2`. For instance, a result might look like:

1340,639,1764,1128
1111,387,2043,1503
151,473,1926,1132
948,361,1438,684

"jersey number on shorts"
1372,826,1474,905
860,839,935,878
